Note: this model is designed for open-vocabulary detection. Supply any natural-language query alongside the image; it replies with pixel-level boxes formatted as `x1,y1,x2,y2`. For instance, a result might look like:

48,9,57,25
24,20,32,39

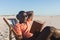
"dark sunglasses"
22,15,28,17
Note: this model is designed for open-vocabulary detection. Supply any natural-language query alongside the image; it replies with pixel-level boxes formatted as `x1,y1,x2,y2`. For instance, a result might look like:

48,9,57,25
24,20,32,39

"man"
14,11,60,40
14,11,33,40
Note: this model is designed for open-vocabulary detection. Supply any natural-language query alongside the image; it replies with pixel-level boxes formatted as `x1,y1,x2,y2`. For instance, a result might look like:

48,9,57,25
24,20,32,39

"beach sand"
0,15,60,40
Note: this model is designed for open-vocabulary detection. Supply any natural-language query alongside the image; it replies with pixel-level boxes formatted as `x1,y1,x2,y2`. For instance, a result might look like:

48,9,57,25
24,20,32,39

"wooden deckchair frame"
3,17,18,40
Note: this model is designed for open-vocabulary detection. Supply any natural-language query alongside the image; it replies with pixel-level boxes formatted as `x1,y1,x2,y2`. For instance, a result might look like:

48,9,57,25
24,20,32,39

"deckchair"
3,17,19,40
3,17,44,40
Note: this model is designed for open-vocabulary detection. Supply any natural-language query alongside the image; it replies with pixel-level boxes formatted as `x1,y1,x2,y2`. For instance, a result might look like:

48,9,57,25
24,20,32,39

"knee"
54,29,60,38
50,26,56,33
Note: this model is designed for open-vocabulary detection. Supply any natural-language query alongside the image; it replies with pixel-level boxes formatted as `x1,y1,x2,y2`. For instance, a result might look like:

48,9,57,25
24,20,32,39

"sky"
0,0,60,16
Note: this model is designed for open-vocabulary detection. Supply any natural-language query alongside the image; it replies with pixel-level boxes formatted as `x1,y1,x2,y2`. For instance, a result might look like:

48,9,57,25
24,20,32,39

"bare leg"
52,29,60,40
35,26,56,40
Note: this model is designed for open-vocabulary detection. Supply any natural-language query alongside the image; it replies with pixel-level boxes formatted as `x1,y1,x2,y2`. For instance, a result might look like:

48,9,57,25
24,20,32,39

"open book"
30,21,44,33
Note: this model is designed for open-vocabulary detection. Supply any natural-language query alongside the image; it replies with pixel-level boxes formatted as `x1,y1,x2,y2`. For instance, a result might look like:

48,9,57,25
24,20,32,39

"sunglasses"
24,15,28,17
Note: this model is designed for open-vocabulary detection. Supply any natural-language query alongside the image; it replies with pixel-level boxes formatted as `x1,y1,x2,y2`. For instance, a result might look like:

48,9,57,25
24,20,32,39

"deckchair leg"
9,27,12,40
3,18,12,40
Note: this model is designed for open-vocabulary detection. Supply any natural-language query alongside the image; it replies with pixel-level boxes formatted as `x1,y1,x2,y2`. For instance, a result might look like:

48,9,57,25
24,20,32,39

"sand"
0,15,60,40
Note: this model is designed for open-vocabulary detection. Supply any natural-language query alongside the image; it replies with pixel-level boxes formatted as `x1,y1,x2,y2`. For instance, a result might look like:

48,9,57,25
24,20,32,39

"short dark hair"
16,11,25,20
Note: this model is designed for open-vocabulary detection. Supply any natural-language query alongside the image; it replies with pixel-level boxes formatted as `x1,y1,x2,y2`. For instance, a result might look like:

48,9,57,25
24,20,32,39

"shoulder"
15,23,21,27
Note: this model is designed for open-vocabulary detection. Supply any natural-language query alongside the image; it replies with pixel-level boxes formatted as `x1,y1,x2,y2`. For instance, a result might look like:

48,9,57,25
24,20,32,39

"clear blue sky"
0,0,60,16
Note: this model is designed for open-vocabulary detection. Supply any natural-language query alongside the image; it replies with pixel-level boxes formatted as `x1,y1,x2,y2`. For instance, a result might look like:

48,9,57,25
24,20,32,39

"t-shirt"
14,20,33,38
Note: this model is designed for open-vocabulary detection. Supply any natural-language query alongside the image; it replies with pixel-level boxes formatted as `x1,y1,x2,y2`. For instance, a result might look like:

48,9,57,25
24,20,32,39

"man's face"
22,13,28,22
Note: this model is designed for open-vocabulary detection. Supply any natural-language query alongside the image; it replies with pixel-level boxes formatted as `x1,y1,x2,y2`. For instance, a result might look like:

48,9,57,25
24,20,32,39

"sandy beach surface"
0,15,60,40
